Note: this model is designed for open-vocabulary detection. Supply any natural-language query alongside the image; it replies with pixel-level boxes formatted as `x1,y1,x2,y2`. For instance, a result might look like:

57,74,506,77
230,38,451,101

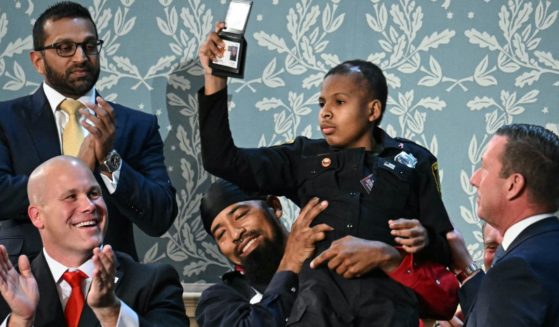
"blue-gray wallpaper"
0,0,557,283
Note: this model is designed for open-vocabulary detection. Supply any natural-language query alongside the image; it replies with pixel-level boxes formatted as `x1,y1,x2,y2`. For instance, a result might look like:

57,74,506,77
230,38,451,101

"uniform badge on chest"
394,151,417,168
360,173,375,194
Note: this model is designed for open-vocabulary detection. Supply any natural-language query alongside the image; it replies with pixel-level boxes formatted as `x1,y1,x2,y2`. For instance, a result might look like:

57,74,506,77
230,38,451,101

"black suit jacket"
460,217,559,326
0,87,177,261
0,251,188,327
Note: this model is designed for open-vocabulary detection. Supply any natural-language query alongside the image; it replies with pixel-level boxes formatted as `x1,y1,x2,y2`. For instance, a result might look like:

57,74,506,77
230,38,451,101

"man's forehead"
47,168,98,190
483,135,507,161
211,200,265,230
43,17,96,40
216,200,261,219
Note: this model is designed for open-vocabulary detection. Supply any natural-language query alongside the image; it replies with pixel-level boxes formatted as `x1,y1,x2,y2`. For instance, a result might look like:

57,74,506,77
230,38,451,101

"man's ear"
506,173,526,201
29,51,46,76
28,205,44,229
368,99,382,123
266,195,283,219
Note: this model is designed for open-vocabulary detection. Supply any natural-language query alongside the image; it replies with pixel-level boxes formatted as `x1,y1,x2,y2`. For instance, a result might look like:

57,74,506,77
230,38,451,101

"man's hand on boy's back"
310,236,402,279
309,218,430,279
278,198,333,274
389,218,429,253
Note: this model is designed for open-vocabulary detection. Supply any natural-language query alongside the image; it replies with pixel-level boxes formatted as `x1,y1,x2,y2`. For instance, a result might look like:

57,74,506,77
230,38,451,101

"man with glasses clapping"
0,1,178,265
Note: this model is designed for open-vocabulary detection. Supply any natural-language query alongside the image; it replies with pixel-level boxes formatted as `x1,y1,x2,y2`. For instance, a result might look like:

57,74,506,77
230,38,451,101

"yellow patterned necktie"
59,98,85,157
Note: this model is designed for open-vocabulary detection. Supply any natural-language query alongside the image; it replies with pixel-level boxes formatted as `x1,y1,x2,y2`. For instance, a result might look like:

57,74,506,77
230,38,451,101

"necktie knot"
62,270,88,288
62,270,88,327
59,98,84,116
59,99,85,157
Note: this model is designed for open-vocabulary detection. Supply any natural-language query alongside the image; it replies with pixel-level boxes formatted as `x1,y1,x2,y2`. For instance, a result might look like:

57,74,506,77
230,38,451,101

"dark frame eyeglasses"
35,40,104,57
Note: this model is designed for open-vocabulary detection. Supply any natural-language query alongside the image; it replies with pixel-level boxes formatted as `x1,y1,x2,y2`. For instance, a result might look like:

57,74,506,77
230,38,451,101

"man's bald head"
27,155,107,266
27,156,92,205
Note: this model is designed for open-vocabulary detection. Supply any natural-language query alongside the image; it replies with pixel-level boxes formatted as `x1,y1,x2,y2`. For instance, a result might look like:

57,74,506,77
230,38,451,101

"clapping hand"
0,245,38,327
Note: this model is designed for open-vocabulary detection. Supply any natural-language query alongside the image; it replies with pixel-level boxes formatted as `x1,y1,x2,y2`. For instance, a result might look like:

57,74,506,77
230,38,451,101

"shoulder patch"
432,162,441,195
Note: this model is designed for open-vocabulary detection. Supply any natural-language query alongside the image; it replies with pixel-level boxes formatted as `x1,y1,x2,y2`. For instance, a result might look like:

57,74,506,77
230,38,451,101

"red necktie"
62,270,88,327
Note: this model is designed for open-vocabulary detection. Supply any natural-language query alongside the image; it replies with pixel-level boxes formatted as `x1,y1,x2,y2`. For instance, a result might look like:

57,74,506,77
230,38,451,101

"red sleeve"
388,253,459,320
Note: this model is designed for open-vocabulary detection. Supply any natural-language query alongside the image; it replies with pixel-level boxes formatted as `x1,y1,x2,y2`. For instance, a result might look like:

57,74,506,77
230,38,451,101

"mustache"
233,230,260,256
67,62,93,73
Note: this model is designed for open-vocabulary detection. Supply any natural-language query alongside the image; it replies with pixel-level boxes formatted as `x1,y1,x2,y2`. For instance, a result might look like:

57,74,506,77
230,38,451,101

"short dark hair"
324,59,388,126
33,1,97,50
496,124,559,211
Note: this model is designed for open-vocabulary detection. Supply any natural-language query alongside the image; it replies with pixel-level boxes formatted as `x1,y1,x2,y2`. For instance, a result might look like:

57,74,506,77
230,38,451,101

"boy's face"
318,73,380,150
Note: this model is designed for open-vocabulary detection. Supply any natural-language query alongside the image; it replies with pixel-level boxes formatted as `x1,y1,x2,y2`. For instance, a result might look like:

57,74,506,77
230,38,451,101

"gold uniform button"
321,157,331,168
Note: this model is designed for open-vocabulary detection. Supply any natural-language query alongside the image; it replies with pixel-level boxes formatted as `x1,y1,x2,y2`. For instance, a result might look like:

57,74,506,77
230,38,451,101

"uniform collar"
373,127,404,151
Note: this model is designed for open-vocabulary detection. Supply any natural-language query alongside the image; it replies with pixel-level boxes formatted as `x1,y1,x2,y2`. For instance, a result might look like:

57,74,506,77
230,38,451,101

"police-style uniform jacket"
196,269,298,327
198,87,454,325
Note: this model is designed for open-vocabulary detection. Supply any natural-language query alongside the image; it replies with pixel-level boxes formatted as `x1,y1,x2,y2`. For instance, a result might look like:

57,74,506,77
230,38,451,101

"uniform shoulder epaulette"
394,137,431,154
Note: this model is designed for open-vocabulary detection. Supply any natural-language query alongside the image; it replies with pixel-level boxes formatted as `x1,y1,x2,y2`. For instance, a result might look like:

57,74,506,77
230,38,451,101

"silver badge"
360,174,375,194
394,151,417,168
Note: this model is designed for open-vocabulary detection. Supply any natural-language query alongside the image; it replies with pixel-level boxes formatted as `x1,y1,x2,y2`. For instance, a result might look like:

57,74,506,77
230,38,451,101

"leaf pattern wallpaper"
0,0,557,283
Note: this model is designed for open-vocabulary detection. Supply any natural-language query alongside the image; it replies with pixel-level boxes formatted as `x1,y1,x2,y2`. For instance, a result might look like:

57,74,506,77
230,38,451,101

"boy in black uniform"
198,23,454,326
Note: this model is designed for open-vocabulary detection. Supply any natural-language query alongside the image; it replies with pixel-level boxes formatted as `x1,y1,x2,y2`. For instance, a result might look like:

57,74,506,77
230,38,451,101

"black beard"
44,57,100,98
241,235,284,292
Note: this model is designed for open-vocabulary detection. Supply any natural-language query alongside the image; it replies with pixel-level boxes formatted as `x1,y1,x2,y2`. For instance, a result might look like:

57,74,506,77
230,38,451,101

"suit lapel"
78,254,124,327
464,217,559,326
32,253,67,327
113,256,125,295
25,88,61,161
108,101,124,152
500,217,559,261
77,304,97,327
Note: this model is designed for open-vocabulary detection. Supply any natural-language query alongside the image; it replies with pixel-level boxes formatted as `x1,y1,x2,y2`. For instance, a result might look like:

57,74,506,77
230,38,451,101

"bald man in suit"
0,156,187,327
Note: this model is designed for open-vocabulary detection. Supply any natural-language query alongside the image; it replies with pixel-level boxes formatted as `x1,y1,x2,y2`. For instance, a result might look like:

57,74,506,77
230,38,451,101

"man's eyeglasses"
35,40,104,57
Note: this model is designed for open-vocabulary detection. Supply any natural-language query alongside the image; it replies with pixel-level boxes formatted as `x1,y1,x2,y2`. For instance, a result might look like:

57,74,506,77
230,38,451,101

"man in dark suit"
457,124,559,326
0,156,188,327
0,1,177,263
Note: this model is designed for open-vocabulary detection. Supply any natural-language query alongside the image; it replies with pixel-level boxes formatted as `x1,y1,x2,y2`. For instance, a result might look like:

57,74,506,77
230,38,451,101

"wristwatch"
457,262,480,283
100,150,122,173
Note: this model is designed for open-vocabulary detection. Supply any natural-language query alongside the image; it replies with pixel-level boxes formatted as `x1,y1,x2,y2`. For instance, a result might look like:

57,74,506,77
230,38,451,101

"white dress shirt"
42,248,139,327
501,213,555,250
0,248,139,327
42,83,121,193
